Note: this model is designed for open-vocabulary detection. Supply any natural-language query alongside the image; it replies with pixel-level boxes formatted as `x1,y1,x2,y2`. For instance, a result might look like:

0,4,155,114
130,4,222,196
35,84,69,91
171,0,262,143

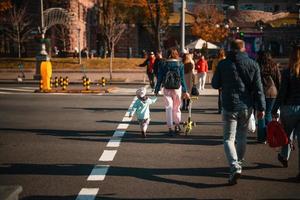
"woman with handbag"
257,51,281,143
154,48,190,136
182,51,195,110
272,43,300,181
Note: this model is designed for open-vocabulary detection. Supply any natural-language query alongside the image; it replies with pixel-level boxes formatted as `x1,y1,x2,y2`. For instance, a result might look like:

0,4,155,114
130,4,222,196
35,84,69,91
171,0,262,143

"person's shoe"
175,125,181,134
278,153,288,168
167,128,175,137
228,170,241,185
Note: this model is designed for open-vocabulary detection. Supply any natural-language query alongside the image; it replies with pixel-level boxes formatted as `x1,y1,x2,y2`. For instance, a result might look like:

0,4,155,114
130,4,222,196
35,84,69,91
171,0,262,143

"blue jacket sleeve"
155,63,165,94
179,62,188,93
212,62,221,89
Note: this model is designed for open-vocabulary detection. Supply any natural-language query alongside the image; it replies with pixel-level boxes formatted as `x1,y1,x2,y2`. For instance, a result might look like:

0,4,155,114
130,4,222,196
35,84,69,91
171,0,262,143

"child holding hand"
129,87,157,138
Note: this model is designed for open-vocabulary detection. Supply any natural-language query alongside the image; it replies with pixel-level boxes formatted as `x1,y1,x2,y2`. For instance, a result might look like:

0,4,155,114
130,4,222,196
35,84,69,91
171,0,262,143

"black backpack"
164,64,181,89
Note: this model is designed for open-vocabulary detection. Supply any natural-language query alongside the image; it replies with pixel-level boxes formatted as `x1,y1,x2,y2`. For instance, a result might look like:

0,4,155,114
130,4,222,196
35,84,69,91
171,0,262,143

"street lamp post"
34,0,49,80
180,0,186,53
77,28,82,64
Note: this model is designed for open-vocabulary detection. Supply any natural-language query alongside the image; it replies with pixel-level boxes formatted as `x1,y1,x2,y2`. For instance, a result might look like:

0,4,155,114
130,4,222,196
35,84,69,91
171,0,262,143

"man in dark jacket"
212,39,266,185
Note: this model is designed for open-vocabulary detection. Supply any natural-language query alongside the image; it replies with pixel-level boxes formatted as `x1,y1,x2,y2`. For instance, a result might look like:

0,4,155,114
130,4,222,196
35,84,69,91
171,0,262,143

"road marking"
122,116,132,122
117,123,129,130
99,150,117,161
106,138,121,147
76,188,99,200
87,165,110,181
0,87,34,92
0,91,12,94
113,130,126,137
77,91,142,198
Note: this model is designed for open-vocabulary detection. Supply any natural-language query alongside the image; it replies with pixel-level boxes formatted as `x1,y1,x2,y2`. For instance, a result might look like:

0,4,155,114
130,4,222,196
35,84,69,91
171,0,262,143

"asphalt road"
0,86,299,200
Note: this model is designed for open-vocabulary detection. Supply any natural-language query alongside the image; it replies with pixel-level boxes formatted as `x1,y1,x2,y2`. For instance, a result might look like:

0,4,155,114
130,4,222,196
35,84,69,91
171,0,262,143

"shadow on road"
106,162,290,189
0,163,93,176
0,128,114,138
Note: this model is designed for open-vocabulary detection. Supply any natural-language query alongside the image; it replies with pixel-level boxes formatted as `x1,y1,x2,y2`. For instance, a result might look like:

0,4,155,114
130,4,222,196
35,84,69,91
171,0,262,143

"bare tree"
4,5,32,58
102,0,127,81
144,0,170,52
53,24,69,51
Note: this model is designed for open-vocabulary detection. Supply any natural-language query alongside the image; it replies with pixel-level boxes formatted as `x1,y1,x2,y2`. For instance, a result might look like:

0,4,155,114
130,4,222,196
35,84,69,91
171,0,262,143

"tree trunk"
17,25,21,58
109,45,114,81
155,0,161,52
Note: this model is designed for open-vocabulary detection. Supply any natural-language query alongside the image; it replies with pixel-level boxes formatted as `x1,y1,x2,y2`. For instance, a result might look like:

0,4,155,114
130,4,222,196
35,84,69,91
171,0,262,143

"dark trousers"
257,98,276,142
147,72,155,89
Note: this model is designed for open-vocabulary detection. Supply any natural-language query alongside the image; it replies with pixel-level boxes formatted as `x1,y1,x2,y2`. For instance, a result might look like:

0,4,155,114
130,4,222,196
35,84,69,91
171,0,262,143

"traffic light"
239,32,244,39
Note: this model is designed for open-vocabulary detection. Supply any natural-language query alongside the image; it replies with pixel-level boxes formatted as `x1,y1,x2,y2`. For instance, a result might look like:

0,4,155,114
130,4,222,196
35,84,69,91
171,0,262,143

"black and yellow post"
59,76,63,87
86,78,90,90
39,79,43,91
62,78,67,90
65,76,69,86
54,77,59,88
82,76,87,89
50,77,53,88
101,77,106,87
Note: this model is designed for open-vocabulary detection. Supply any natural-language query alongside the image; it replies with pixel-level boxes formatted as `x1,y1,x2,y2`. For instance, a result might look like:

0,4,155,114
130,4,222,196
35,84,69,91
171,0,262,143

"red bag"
267,121,289,148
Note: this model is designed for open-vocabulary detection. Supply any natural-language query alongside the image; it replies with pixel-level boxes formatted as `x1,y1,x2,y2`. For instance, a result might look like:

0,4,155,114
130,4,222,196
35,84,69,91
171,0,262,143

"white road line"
87,165,110,181
117,123,129,130
19,87,37,89
106,138,121,147
77,94,141,198
0,91,12,94
122,116,132,122
113,130,126,137
99,150,117,161
76,188,99,200
0,87,34,92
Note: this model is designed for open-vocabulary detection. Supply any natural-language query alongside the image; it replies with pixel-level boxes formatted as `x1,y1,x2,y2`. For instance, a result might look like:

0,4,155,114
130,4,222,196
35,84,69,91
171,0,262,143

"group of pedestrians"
133,39,299,185
212,39,300,184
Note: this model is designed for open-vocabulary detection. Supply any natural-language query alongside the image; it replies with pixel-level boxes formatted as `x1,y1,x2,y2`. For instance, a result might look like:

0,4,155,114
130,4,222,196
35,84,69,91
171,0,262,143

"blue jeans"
279,105,300,173
257,98,276,142
223,108,252,172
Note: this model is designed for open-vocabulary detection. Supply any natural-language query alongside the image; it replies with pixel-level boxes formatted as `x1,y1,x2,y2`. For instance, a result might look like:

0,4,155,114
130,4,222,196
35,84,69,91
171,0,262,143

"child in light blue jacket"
129,87,157,138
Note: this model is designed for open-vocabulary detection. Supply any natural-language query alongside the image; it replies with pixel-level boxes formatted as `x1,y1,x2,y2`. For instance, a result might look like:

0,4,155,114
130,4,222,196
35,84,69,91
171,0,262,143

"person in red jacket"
139,52,156,89
195,55,208,90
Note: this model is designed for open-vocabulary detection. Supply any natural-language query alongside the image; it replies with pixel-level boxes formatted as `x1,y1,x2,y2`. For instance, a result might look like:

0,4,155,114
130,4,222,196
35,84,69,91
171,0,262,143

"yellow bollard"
40,61,52,90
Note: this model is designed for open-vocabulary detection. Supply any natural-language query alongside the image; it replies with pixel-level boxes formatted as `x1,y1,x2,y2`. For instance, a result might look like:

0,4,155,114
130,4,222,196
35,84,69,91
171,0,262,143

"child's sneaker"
167,128,175,137
175,125,181,134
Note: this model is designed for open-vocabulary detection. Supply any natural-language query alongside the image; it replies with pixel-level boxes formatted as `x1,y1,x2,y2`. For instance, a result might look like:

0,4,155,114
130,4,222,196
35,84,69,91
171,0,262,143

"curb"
0,80,148,85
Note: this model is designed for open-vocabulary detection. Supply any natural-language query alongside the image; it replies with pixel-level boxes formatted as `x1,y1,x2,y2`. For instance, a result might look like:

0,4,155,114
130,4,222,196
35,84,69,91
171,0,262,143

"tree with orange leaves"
191,4,229,44
0,0,12,12
120,0,171,52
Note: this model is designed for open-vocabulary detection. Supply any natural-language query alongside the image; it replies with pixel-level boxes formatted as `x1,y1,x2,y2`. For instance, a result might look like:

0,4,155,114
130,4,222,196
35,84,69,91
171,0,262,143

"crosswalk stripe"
75,188,99,200
87,165,109,181
99,150,117,161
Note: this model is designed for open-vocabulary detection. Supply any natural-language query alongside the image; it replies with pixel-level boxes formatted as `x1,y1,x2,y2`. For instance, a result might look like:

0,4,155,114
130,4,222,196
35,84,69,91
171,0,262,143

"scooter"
183,96,198,136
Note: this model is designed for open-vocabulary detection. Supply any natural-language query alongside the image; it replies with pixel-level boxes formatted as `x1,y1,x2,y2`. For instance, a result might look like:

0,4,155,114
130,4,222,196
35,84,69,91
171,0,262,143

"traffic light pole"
180,0,186,53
